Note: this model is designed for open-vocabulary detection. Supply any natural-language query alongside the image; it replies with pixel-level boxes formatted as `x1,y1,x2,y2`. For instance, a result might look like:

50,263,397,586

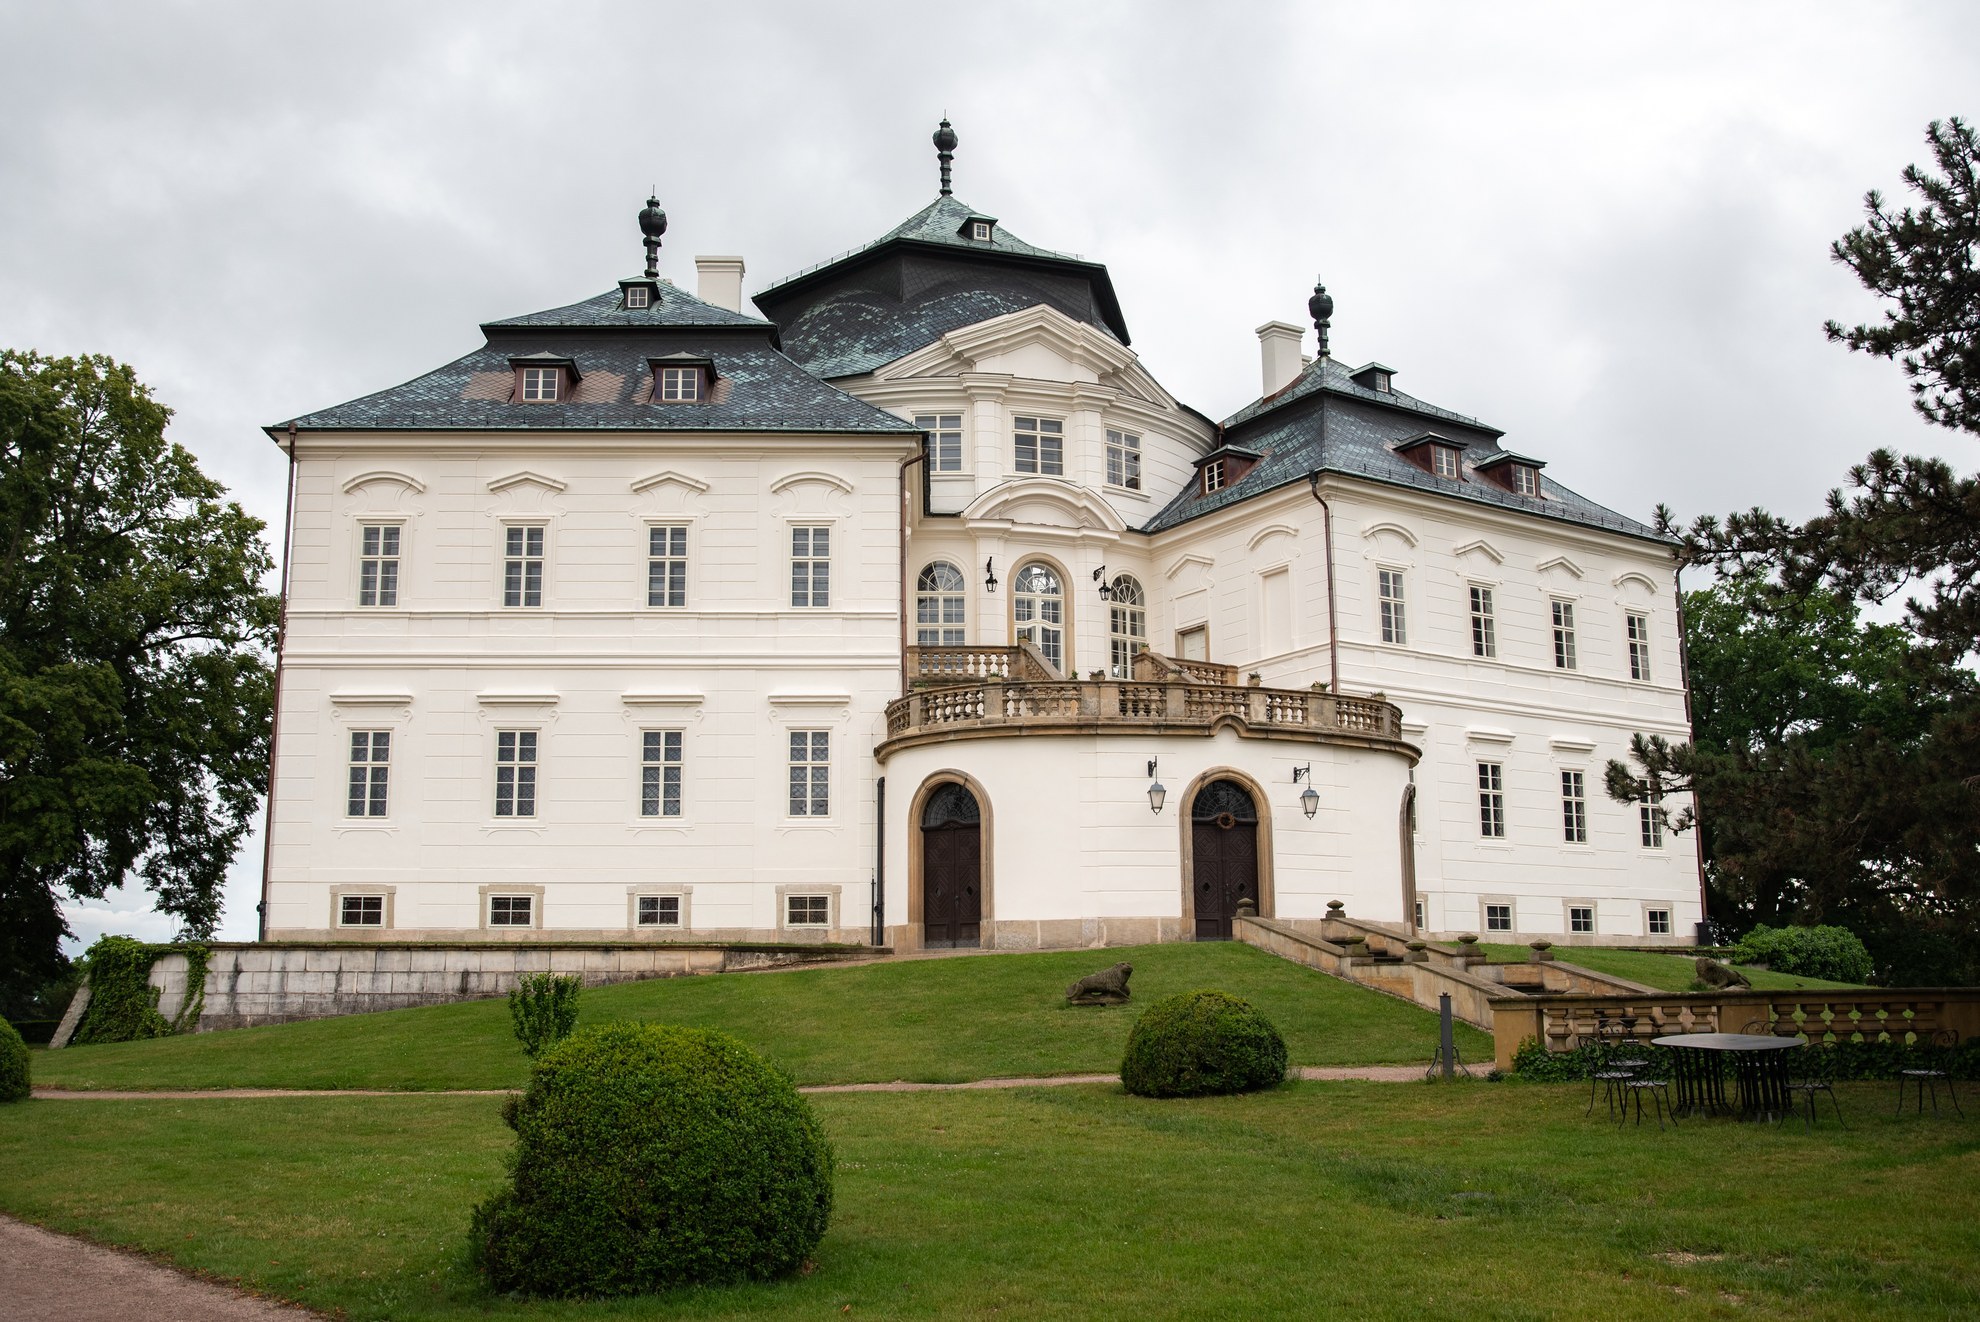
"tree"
0,352,277,1006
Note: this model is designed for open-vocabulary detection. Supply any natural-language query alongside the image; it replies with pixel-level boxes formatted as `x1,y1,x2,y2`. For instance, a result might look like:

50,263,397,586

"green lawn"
1481,945,1865,993
1,1084,1973,1319
34,942,1490,1092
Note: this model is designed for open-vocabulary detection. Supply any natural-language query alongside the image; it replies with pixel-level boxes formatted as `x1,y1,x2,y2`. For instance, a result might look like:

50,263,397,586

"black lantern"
1293,764,1319,819
984,557,998,592
1146,757,1166,815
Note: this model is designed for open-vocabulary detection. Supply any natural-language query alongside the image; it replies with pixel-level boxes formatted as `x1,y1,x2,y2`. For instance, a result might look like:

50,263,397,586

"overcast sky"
4,1,1975,947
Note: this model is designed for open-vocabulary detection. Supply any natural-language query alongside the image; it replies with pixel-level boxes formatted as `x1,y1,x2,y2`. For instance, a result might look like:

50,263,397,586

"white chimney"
694,256,746,313
1256,321,1305,397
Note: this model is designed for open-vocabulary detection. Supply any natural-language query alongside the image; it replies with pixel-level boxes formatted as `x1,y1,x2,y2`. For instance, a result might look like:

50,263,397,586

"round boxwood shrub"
1731,923,1874,984
469,1022,833,1298
1120,989,1288,1098
0,1019,29,1103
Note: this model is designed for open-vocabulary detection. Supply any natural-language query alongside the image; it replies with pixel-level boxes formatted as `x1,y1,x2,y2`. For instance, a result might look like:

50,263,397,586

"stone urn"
1528,938,1555,963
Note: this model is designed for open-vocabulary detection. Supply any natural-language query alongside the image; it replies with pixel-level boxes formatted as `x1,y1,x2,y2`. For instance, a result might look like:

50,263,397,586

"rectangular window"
647,525,687,607
1202,459,1226,493
1013,416,1063,476
1477,761,1505,838
1413,898,1426,929
1647,908,1672,937
1485,902,1513,933
339,894,384,927
625,285,651,309
358,524,400,607
489,894,534,927
495,730,537,818
641,730,683,818
1551,599,1577,670
970,221,992,241
346,731,390,818
1626,611,1652,681
658,366,702,401
1569,905,1594,935
1510,464,1540,496
788,730,829,817
916,413,964,473
521,367,559,401
1105,429,1142,490
1177,625,1207,661
1640,800,1665,849
637,894,681,927
789,526,830,607
787,894,830,927
1468,585,1496,658
1431,446,1460,479
503,525,545,608
1561,769,1588,843
1379,569,1408,645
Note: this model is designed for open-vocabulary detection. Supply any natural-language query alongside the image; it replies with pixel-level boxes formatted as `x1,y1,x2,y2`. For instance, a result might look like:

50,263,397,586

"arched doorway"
920,782,982,948
1190,778,1260,940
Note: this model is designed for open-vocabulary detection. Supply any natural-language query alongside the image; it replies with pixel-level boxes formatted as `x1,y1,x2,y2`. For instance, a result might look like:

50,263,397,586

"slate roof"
778,286,1049,381
761,195,1096,293
1143,357,1666,543
277,284,917,436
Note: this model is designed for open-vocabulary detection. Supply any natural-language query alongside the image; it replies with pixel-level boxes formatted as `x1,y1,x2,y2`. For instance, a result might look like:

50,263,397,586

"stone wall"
146,941,869,1032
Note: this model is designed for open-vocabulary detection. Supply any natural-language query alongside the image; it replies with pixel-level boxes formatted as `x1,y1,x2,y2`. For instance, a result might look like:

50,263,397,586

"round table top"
1651,1032,1806,1051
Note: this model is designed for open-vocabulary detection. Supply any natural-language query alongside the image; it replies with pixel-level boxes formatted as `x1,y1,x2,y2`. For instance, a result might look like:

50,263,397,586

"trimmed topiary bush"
469,1022,833,1298
0,1019,29,1103
1731,924,1874,984
1120,989,1288,1098
507,972,581,1059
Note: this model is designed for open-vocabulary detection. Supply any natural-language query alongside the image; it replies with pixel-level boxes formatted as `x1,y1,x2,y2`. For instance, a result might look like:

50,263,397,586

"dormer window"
1509,464,1540,496
1371,370,1391,392
522,367,560,401
619,278,662,310
658,366,702,402
625,285,651,309
510,354,578,403
1203,460,1226,494
1430,446,1461,480
957,213,999,243
971,221,992,241
1350,362,1398,393
1394,431,1466,481
1472,451,1548,496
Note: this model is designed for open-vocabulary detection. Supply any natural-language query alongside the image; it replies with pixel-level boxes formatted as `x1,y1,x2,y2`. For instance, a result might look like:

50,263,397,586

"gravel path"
0,1215,315,1320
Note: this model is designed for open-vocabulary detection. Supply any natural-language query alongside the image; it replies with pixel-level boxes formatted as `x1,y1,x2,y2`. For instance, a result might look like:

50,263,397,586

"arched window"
1013,561,1066,673
915,561,967,646
1109,574,1146,678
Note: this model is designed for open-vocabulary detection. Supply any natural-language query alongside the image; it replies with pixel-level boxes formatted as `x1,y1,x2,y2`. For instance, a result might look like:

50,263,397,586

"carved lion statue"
1695,956,1751,990
1065,962,1134,1005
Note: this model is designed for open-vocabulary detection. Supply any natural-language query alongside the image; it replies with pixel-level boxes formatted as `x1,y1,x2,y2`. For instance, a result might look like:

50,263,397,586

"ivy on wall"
69,935,209,1045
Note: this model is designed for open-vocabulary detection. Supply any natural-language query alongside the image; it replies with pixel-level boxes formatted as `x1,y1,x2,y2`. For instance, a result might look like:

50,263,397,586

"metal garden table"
1652,1032,1805,1121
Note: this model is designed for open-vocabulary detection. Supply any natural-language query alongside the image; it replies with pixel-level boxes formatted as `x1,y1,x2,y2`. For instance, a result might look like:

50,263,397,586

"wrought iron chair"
1896,1028,1964,1117
1621,1071,1680,1130
1580,1031,1640,1120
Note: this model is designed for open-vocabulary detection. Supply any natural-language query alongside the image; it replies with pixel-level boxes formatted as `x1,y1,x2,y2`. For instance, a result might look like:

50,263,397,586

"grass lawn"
1480,945,1864,993
33,942,1492,1092
1,1083,1974,1319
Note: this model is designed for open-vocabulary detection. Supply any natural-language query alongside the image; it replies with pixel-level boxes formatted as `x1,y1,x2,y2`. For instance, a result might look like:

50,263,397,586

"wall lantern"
1292,764,1320,819
1146,757,1166,815
984,557,999,592
1094,564,1111,601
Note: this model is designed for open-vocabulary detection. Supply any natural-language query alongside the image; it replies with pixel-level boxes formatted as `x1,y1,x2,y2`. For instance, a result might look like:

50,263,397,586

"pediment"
1453,538,1505,565
1537,554,1586,580
879,303,1140,384
961,478,1128,534
486,470,568,495
630,469,711,496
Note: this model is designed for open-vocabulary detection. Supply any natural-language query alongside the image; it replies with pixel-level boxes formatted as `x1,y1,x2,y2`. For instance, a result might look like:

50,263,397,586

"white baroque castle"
260,125,1700,951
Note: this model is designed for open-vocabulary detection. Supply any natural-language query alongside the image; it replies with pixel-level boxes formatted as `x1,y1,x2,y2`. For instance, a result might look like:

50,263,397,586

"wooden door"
921,783,982,948
1191,779,1259,940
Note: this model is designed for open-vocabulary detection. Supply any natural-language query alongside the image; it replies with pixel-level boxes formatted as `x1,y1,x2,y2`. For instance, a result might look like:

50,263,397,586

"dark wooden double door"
1192,779,1259,940
921,782,981,948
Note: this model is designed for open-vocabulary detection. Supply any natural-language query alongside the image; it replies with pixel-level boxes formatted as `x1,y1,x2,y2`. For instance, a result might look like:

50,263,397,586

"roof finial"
1308,276,1334,359
933,118,958,196
638,193,668,279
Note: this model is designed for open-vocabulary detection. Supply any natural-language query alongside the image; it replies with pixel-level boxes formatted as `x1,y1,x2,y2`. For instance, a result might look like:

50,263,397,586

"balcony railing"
907,643,1060,686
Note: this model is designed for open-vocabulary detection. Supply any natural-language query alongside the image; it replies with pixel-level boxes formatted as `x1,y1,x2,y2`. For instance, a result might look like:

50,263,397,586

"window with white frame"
1485,902,1513,933
1561,769,1588,843
1413,897,1427,929
346,731,390,818
625,285,651,309
647,525,687,608
503,525,545,607
789,526,830,607
970,221,991,241
786,894,831,926
637,894,681,927
787,730,829,817
520,366,560,401
915,561,967,646
1202,459,1226,493
1431,446,1461,480
1477,761,1506,838
1379,568,1408,645
1109,575,1147,678
1626,611,1652,681
1013,561,1066,672
1647,908,1673,937
1640,798,1665,848
1468,584,1496,658
358,524,400,607
1551,599,1577,670
916,414,963,473
495,730,537,818
1013,416,1063,476
1569,904,1595,935
657,366,703,402
641,730,682,818
489,894,534,927
1105,429,1142,490
340,894,385,927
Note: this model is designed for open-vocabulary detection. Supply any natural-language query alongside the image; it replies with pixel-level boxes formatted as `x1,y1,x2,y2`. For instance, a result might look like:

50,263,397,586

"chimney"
694,256,746,313
1256,321,1305,397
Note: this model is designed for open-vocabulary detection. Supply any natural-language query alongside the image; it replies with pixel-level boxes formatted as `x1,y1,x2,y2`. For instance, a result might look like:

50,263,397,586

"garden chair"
1581,1028,1641,1120
1783,1038,1845,1129
1895,1029,1963,1117
1620,1072,1679,1130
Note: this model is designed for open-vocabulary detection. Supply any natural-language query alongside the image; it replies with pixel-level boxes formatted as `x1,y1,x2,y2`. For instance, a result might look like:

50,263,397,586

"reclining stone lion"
1066,962,1133,1005
1695,956,1751,990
